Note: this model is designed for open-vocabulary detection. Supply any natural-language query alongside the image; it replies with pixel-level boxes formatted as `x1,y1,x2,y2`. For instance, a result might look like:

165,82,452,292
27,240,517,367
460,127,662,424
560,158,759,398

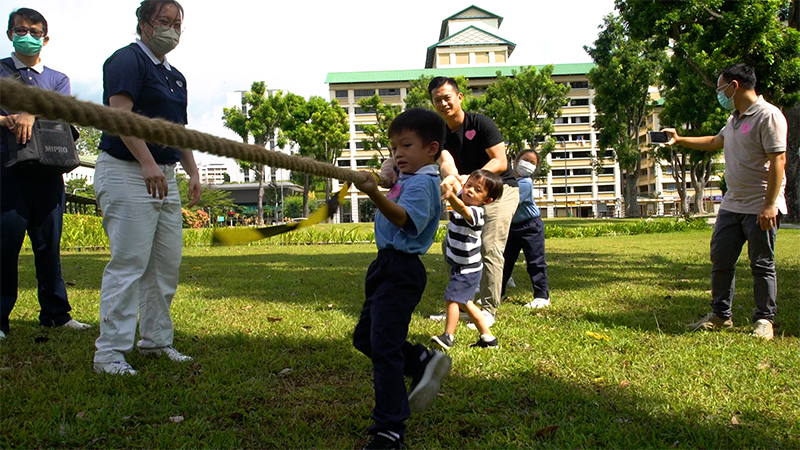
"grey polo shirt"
717,95,787,215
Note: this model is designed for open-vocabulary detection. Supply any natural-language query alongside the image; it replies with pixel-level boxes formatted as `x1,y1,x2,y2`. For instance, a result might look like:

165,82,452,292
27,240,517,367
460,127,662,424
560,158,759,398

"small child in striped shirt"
432,169,504,350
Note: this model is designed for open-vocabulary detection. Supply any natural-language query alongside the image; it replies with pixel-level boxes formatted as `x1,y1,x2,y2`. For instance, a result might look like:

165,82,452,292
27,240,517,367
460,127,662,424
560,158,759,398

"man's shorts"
444,265,482,304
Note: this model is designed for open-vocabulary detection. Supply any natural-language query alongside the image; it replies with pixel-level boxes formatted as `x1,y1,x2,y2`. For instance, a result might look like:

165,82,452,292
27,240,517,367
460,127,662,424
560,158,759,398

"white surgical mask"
516,160,536,177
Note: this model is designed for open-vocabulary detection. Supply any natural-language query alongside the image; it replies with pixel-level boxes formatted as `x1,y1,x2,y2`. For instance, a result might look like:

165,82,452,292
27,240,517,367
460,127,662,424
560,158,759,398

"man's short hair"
8,8,47,36
388,108,446,161
721,63,757,90
428,76,460,99
468,169,504,202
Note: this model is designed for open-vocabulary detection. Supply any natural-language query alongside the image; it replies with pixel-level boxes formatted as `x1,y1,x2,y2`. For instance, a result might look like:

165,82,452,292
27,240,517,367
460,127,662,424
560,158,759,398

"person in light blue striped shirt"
432,169,504,350
502,150,551,308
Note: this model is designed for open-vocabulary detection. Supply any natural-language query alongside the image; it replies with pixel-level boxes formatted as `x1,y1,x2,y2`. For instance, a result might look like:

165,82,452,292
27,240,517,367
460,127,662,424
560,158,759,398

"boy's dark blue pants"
501,217,550,300
353,249,428,437
0,164,71,334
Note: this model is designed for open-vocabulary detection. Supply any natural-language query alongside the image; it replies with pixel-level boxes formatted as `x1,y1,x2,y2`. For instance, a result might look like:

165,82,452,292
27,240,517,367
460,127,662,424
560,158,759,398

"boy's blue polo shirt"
99,41,187,164
374,164,441,254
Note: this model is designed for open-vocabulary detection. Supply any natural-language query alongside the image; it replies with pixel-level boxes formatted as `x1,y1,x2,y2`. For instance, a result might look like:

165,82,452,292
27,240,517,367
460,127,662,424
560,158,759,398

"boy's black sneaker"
431,333,454,350
470,336,498,348
408,349,452,413
363,431,405,450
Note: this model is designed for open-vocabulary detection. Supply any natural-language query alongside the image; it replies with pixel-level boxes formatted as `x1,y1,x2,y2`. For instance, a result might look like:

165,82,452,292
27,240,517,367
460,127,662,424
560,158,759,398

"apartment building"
326,5,722,222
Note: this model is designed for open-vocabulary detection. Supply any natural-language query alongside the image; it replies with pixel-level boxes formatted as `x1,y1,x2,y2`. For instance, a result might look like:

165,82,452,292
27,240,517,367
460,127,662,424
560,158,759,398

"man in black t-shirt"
432,77,519,325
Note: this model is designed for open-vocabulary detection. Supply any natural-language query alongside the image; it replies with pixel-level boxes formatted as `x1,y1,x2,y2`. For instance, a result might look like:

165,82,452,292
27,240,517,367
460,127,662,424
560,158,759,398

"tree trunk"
783,103,800,222
622,170,641,217
302,174,310,218
256,165,265,226
671,151,690,215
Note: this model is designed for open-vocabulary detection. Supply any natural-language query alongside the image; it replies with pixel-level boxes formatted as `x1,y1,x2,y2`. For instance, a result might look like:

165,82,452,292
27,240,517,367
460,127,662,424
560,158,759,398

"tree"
478,65,570,175
357,94,401,163
176,174,236,222
586,14,664,217
65,177,94,198
282,96,349,217
617,0,800,220
657,61,729,214
222,81,293,225
404,75,475,110
76,125,102,156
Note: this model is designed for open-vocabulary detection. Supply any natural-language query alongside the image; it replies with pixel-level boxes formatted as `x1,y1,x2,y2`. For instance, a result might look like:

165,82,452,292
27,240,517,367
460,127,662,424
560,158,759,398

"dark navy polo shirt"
444,112,517,187
0,56,70,154
99,42,187,164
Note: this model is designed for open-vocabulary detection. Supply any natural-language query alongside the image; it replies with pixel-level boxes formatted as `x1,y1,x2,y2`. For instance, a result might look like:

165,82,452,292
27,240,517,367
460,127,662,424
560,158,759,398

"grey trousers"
710,209,779,323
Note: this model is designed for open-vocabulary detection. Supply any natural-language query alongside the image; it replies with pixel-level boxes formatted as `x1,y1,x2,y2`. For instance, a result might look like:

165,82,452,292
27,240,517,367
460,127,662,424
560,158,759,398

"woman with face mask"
500,150,551,309
93,0,201,376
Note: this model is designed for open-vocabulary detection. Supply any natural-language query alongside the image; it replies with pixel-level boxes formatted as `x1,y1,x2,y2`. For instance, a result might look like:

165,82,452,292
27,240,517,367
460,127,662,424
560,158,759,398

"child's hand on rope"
355,171,379,194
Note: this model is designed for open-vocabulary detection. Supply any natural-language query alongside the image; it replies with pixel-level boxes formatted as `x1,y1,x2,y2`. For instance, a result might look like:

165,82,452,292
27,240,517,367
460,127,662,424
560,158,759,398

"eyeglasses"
149,18,184,34
716,81,733,93
10,26,45,38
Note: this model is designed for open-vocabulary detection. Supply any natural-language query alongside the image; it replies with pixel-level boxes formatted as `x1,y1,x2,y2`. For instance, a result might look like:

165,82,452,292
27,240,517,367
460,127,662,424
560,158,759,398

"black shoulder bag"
1,61,81,173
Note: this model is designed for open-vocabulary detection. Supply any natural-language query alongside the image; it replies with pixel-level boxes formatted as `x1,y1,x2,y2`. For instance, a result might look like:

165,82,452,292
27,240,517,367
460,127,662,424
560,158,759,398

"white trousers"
93,152,183,363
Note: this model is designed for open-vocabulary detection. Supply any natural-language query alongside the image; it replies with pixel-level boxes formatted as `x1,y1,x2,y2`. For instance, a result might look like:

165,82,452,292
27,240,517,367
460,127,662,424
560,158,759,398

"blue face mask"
12,33,44,56
717,86,736,110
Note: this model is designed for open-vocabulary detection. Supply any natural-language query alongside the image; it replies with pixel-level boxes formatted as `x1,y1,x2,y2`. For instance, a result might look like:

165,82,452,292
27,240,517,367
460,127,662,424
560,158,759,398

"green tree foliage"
282,96,349,216
404,75,475,110
76,125,102,156
477,65,570,175
586,15,664,218
65,177,94,198
358,94,400,162
616,0,800,220
222,82,293,225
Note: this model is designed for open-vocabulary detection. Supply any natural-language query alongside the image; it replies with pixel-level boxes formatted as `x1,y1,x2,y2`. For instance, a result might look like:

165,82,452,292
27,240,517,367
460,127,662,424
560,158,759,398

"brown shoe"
686,313,733,331
751,319,774,340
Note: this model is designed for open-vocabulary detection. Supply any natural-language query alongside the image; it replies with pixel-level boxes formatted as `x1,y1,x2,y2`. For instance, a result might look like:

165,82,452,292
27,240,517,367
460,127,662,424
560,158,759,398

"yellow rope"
0,78,371,184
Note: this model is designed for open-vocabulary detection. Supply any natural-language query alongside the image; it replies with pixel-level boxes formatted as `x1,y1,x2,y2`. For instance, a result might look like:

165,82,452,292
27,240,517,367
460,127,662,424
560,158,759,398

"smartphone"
648,131,669,144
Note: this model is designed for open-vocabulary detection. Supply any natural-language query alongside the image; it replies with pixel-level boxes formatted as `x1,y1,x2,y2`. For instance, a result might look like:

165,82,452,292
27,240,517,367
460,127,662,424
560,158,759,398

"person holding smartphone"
662,63,787,341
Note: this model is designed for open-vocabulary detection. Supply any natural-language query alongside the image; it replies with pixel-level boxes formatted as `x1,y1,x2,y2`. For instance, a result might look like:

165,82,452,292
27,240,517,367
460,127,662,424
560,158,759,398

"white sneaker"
0,330,5,340
429,311,470,322
139,346,193,362
60,319,92,330
506,277,516,288
94,361,137,375
524,298,551,309
467,310,495,330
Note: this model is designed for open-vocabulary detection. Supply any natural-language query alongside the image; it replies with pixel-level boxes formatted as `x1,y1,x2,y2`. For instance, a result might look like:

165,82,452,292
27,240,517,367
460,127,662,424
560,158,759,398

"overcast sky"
2,0,617,162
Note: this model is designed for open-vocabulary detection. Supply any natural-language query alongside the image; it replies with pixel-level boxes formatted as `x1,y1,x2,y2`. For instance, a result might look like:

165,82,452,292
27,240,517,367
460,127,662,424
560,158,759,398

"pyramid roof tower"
425,5,516,68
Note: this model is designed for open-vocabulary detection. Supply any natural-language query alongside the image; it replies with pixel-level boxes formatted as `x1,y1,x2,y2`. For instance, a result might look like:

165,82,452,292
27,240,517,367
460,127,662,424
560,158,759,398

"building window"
495,51,506,63
639,185,650,193
552,186,567,194
572,168,592,176
598,184,615,192
354,89,375,98
569,98,590,106
570,81,589,89
378,89,400,96
355,141,365,149
551,151,567,160
335,90,348,98
597,167,615,176
603,150,614,158
355,158,372,168
572,151,591,158
456,53,469,64
353,107,371,115
337,159,351,167
475,52,489,64
574,185,592,193
552,169,566,176
340,106,349,115
571,116,590,124
572,134,591,142
661,165,673,174
554,117,569,124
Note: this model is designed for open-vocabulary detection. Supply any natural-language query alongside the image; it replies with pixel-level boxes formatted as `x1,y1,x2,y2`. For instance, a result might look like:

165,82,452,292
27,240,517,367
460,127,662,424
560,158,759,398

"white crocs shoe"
139,346,193,362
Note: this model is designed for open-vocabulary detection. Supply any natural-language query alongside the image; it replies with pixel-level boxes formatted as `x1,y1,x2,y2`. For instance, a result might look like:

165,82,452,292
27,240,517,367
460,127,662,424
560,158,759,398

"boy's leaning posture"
352,108,452,450
432,170,503,350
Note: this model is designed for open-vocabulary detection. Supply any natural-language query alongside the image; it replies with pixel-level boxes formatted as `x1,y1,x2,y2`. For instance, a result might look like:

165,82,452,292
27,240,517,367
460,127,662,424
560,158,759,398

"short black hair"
135,0,184,35
388,108,446,161
428,76,460,99
468,169,504,202
8,8,47,36
720,63,757,90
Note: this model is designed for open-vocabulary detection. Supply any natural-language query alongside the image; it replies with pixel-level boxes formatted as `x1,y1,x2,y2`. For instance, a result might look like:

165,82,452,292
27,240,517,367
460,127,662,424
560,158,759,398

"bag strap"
0,60,23,83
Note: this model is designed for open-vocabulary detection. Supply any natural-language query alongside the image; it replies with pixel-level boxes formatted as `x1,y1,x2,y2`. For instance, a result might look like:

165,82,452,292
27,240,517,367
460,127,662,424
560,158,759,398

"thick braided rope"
0,79,372,184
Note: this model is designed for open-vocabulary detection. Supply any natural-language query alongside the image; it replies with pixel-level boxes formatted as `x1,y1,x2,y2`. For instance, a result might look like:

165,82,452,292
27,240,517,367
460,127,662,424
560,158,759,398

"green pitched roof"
325,63,595,85
439,5,504,40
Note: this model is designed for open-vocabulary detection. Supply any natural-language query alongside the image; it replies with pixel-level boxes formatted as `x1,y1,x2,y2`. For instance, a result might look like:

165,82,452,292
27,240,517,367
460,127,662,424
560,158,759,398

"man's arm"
482,142,509,175
355,172,408,228
662,128,724,151
757,152,786,231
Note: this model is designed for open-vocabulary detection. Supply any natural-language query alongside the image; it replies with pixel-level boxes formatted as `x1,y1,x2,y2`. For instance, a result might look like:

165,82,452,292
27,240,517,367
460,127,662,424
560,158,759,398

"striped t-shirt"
445,205,485,274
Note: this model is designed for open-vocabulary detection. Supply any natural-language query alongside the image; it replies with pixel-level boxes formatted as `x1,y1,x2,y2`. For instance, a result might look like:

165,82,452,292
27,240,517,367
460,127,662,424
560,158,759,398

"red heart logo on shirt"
465,130,476,140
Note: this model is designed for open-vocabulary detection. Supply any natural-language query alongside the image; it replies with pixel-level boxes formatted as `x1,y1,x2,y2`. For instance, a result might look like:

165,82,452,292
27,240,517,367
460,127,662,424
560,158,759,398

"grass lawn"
1,228,799,449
